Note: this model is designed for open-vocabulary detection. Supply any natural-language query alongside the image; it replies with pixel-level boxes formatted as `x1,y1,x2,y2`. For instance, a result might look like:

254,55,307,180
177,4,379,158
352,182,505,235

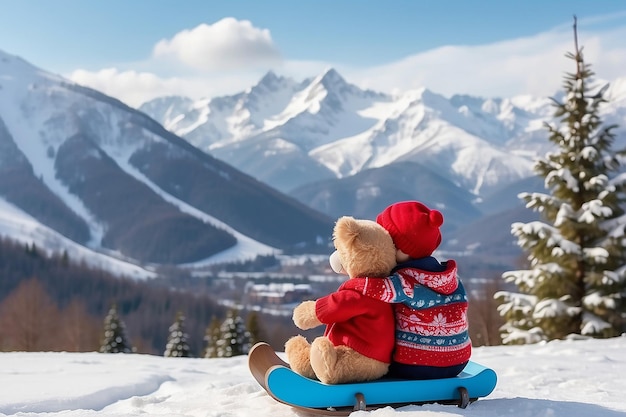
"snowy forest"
0,238,293,355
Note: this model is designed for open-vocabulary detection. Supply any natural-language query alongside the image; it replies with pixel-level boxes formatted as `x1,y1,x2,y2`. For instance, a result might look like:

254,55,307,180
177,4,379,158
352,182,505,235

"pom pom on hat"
376,201,443,259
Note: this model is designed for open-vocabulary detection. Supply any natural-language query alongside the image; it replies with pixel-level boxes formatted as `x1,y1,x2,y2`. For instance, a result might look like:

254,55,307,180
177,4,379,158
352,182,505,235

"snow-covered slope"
1,336,624,416
310,88,536,195
0,197,155,279
141,71,308,149
0,49,334,274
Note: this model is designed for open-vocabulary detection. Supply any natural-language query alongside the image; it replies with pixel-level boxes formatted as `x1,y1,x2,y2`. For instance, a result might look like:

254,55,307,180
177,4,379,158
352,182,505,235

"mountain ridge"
140,67,626,265
142,68,626,199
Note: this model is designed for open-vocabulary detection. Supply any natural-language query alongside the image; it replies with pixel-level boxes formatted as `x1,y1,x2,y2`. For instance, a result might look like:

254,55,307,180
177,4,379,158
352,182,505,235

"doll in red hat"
350,201,471,379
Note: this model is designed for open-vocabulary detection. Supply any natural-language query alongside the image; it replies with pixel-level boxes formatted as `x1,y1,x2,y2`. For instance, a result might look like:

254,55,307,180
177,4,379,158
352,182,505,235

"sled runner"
248,342,497,415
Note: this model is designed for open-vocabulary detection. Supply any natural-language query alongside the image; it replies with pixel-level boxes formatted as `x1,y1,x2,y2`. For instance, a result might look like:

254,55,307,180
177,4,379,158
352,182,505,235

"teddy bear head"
329,216,397,278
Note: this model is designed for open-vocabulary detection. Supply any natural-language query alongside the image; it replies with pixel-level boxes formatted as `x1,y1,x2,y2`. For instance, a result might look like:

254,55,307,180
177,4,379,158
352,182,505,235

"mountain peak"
0,48,23,64
0,50,70,91
316,68,347,88
306,68,373,104
321,67,342,79
250,70,294,95
0,49,35,76
0,49,63,86
257,70,281,87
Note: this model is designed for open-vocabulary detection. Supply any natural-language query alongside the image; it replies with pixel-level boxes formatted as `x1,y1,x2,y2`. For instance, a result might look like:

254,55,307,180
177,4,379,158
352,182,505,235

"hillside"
0,50,335,271
0,237,299,354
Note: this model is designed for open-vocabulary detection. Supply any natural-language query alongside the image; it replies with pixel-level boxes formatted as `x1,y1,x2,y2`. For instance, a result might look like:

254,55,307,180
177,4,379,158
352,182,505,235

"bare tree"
59,299,100,352
0,277,60,351
468,278,505,347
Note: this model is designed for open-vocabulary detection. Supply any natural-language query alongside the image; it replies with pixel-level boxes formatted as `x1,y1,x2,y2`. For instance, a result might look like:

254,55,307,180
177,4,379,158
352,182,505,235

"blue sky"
2,0,626,106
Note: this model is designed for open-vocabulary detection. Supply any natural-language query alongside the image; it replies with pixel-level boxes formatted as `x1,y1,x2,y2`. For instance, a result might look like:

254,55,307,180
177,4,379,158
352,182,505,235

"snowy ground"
1,336,625,417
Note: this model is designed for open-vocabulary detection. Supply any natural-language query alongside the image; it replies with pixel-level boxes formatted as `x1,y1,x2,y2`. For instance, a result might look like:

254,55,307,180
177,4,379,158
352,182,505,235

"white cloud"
152,18,281,71
68,18,626,108
347,25,626,99
69,68,262,107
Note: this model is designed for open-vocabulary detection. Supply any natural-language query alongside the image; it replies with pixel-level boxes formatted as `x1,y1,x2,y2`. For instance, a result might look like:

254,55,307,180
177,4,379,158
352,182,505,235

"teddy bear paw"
310,337,390,384
284,335,316,380
310,337,339,384
292,300,321,330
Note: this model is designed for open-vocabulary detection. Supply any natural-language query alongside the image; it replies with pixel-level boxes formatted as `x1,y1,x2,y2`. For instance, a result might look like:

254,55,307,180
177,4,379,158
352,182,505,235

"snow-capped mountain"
3,48,625,276
142,69,626,199
0,50,334,274
143,69,392,192
140,69,626,268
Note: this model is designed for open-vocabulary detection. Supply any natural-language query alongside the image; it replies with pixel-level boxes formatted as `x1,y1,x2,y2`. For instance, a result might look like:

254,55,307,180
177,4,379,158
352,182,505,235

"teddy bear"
284,216,397,384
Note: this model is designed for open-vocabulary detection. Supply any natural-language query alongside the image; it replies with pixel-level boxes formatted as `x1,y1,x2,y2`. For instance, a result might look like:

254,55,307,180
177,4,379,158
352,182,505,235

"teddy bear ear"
333,216,360,246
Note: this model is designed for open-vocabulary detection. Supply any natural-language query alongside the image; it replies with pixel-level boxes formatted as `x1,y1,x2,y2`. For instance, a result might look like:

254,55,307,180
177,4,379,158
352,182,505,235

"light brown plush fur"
285,216,397,384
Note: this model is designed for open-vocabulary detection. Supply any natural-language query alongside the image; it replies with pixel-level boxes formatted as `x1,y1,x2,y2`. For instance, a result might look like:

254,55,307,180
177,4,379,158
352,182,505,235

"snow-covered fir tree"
164,312,191,358
99,303,134,353
497,19,626,344
216,309,251,358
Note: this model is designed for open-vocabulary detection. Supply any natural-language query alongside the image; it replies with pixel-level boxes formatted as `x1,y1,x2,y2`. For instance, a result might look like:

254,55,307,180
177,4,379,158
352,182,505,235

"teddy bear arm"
292,300,322,330
315,290,377,324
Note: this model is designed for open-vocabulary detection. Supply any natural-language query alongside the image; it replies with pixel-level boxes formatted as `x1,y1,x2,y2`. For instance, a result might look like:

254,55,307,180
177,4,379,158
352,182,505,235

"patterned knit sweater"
345,258,471,368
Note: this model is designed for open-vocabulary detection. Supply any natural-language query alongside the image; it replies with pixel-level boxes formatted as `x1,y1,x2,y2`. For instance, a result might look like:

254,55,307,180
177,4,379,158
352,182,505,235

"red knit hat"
376,201,444,259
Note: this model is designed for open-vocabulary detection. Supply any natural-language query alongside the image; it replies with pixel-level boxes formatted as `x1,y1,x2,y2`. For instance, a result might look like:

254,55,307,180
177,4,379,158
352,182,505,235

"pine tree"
497,18,626,344
203,316,222,358
216,309,250,357
164,311,191,358
245,311,263,347
99,303,134,353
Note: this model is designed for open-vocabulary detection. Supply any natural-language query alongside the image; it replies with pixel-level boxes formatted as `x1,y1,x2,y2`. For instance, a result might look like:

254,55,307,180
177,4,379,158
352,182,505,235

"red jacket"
315,278,395,364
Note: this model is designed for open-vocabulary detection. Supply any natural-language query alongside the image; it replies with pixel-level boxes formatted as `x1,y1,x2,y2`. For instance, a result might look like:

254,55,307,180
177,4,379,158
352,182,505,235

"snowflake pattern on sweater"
349,259,471,367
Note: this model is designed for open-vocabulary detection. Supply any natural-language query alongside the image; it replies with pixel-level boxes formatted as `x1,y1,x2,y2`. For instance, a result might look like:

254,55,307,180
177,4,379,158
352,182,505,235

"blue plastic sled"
248,342,497,414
